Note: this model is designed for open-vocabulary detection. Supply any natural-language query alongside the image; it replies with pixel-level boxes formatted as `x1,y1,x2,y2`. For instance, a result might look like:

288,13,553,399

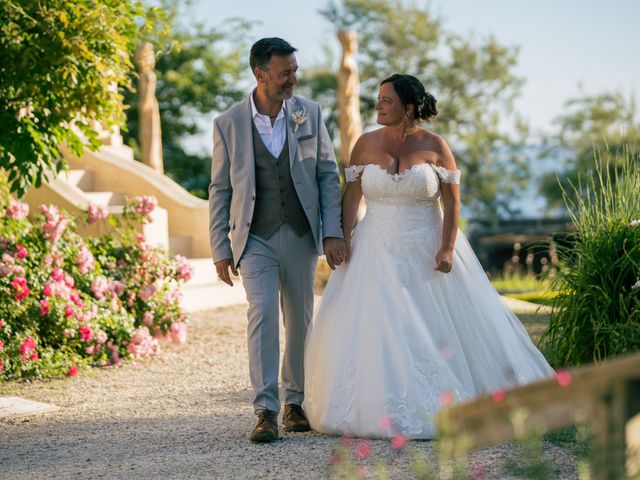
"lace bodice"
350,163,459,260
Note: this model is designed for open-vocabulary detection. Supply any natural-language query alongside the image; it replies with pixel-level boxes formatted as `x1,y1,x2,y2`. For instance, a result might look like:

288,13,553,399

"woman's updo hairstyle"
380,74,437,122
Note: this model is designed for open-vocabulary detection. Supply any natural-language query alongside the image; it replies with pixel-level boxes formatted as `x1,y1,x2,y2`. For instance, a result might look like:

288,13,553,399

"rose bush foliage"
0,195,192,380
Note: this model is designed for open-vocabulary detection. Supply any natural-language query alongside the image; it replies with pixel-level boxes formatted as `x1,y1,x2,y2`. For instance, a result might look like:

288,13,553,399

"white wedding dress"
303,163,554,439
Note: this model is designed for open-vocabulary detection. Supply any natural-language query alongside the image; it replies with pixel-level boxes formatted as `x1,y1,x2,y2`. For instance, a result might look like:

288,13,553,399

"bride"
303,74,554,439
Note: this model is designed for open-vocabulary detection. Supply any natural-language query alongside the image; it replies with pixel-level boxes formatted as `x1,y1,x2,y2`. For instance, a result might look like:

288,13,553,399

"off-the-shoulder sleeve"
431,165,461,184
344,165,366,183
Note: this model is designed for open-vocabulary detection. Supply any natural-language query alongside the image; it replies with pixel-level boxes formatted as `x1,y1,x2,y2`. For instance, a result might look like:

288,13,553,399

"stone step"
84,191,126,206
66,169,95,190
179,258,245,312
180,280,246,313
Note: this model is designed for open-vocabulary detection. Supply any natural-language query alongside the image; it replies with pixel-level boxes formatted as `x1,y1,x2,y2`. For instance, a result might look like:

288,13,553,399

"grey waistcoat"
250,123,310,239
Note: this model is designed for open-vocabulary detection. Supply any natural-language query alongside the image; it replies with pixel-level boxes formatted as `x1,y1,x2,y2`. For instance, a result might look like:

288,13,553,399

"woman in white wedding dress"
303,74,554,439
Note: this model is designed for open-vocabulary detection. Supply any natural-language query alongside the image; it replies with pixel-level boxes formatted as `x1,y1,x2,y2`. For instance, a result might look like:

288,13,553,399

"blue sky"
192,0,639,133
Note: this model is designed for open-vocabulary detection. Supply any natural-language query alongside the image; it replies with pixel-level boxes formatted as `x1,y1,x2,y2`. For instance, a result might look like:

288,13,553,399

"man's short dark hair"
250,37,297,70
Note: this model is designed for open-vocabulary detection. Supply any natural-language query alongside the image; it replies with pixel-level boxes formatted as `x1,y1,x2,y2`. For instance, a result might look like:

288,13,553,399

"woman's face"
375,82,407,126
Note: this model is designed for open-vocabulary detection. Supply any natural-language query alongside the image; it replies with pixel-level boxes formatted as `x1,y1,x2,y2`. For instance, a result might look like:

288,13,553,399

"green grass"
491,274,551,294
504,290,561,306
540,147,640,366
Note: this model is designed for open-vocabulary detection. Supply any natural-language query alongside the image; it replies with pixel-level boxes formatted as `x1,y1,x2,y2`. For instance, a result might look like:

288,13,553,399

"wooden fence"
435,353,640,479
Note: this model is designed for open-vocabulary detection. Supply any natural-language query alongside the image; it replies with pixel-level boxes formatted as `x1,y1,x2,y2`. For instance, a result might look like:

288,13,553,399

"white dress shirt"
250,92,287,158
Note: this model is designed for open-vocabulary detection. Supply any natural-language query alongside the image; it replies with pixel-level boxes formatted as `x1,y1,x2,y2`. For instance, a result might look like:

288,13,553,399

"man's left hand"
323,237,347,270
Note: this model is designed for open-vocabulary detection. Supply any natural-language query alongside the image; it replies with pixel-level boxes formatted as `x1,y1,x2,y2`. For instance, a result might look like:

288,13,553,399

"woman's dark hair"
250,37,297,70
380,74,437,122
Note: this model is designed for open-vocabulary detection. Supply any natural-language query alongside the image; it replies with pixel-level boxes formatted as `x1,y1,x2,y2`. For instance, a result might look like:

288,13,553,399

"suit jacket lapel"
285,97,299,170
237,96,255,190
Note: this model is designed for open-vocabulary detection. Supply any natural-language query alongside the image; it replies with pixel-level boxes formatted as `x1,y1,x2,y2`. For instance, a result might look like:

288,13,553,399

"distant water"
486,144,572,219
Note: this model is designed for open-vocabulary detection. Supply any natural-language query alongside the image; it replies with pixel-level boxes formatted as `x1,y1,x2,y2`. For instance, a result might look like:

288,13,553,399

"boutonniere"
291,107,308,132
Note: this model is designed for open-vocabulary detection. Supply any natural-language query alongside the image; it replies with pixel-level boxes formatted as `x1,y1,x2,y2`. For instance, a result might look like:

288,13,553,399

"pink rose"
15,244,27,260
39,299,50,316
169,322,188,345
12,277,30,301
6,199,29,220
79,325,93,342
19,336,36,355
96,330,108,344
138,284,156,302
51,268,64,283
142,311,154,326
67,365,78,377
87,202,108,224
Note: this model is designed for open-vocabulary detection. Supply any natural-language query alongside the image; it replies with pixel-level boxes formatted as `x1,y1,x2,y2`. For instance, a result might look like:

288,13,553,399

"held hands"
214,258,238,286
323,237,347,270
434,248,453,273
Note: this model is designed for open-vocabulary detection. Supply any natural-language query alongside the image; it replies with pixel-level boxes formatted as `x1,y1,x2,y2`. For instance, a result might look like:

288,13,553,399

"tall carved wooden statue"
135,43,164,173
337,30,363,168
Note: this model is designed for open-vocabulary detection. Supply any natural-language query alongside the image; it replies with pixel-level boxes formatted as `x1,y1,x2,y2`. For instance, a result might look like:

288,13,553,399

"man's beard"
268,84,294,102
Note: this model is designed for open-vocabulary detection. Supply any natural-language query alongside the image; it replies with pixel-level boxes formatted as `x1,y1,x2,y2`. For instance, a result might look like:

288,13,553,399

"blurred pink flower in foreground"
354,440,370,459
391,434,406,449
491,389,507,403
556,369,572,387
439,390,454,407
556,370,573,387
377,415,392,430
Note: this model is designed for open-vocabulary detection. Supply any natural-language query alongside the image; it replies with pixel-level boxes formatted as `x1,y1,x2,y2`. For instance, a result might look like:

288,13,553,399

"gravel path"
0,305,578,479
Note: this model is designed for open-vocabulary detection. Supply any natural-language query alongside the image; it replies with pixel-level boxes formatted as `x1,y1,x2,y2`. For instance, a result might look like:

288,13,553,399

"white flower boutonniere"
291,107,308,132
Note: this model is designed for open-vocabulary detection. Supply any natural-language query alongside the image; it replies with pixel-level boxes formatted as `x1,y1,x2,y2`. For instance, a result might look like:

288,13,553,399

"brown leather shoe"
283,404,310,432
250,410,279,443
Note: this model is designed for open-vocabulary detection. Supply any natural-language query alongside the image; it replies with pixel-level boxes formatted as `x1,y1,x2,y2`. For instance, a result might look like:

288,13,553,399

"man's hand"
323,237,347,270
214,258,238,286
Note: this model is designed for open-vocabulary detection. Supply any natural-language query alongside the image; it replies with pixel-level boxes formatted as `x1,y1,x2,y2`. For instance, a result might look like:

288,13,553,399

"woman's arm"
341,136,367,261
434,137,461,273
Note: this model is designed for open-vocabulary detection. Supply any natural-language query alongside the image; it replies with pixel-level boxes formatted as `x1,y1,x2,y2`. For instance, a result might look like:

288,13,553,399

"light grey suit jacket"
209,94,343,267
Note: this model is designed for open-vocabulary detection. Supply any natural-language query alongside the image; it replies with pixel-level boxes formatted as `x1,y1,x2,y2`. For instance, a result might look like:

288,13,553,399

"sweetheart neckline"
364,162,434,178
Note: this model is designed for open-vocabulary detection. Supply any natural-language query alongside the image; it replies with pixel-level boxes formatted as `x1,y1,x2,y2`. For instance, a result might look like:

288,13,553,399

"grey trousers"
238,223,317,414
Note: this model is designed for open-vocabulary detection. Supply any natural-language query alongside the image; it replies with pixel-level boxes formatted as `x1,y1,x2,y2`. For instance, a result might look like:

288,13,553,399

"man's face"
256,53,298,102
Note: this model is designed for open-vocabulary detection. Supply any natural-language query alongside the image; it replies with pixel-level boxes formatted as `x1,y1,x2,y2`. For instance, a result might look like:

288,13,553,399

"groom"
209,37,345,442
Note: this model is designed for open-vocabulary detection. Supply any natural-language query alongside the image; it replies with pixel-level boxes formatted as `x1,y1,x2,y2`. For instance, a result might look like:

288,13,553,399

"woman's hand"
434,248,454,273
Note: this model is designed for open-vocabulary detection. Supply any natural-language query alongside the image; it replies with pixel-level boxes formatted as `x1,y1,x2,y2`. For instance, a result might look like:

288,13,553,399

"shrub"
0,195,192,380
540,146,640,366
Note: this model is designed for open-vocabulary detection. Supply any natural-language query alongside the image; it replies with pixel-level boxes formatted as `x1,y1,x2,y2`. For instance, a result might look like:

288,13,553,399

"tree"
0,0,163,197
299,0,531,219
122,1,251,198
539,92,640,208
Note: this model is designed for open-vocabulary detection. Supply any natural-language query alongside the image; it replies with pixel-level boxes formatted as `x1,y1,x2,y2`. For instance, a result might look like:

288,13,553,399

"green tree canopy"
122,1,250,198
0,0,163,197
539,91,640,208
299,0,530,219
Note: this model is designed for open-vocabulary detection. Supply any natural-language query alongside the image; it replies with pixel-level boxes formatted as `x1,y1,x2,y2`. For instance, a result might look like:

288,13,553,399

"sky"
191,0,640,134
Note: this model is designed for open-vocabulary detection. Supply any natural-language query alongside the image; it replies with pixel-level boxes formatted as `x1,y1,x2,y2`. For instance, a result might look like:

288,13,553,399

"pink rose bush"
0,194,191,380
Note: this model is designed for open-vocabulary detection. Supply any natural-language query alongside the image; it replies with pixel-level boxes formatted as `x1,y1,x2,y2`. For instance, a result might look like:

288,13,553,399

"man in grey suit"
209,37,345,443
